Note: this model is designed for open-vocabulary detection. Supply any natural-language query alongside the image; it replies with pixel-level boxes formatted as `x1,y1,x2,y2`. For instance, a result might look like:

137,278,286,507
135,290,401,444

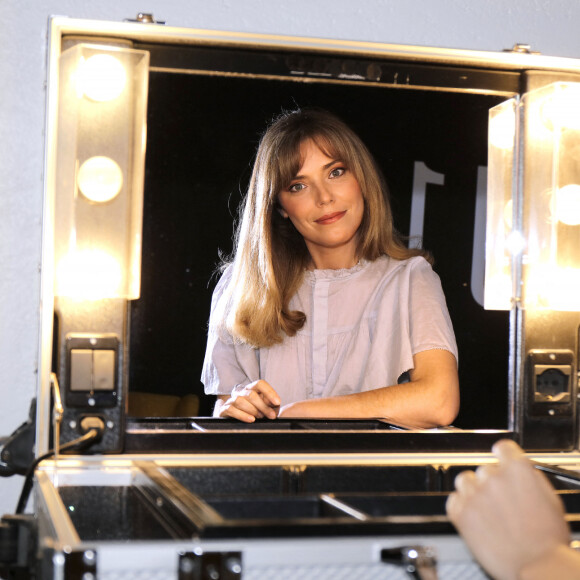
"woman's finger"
251,380,281,407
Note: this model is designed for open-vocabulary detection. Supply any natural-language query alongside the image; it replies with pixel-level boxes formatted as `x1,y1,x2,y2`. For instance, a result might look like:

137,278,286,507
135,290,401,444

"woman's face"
277,139,364,270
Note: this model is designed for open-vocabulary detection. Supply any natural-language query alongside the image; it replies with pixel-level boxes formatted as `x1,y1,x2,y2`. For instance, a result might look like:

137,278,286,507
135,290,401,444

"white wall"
1,0,579,516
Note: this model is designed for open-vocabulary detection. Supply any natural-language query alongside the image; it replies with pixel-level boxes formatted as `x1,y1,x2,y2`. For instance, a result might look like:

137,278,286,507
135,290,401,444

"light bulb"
77,54,127,102
555,184,580,226
77,156,123,203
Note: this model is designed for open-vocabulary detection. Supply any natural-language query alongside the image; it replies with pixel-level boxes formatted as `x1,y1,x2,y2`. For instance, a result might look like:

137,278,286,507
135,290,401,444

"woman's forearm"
279,349,459,428
279,380,456,427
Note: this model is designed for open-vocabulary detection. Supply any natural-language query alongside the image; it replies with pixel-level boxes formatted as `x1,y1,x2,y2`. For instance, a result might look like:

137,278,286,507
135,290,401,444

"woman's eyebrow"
292,159,341,180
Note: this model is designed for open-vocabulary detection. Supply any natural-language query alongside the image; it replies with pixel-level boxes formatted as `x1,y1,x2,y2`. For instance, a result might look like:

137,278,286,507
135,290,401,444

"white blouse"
202,255,458,407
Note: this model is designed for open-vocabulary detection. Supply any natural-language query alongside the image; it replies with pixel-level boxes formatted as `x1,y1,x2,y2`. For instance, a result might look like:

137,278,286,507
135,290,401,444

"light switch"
93,349,116,391
70,349,93,391
69,348,116,391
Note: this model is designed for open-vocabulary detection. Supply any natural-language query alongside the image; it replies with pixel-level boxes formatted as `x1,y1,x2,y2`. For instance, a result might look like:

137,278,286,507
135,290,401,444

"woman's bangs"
275,138,304,191
310,133,349,165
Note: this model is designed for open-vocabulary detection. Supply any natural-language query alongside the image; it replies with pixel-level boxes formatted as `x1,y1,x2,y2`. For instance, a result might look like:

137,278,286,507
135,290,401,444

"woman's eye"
288,183,305,193
329,167,345,178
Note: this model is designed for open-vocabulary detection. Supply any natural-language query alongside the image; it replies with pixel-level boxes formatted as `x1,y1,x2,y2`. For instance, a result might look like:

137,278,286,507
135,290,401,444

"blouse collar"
303,259,368,282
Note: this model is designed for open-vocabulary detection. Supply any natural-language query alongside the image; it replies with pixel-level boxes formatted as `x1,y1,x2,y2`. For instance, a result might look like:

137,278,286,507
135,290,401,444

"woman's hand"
446,439,571,580
215,380,281,423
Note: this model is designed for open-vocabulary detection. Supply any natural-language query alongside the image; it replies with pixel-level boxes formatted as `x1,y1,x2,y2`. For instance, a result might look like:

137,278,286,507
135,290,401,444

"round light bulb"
78,54,126,102
555,184,580,226
77,156,123,203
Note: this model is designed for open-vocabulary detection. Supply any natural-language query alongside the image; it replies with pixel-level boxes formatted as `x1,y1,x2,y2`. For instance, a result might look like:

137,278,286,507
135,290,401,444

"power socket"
521,349,576,451
528,350,574,416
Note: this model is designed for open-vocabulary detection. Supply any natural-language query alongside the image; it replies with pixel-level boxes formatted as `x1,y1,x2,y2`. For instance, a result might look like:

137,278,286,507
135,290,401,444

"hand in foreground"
217,380,281,423
446,439,571,580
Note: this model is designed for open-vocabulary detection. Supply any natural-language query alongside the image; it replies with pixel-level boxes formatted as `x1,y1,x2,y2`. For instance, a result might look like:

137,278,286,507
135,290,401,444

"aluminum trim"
36,471,81,546
35,452,580,470
49,16,580,73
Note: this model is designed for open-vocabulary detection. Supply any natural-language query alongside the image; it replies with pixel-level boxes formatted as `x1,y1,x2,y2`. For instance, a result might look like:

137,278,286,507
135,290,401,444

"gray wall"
1,0,580,515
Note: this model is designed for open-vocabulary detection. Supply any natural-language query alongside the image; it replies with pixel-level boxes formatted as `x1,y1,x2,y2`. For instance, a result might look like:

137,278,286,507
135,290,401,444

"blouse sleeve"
406,258,458,363
201,268,259,396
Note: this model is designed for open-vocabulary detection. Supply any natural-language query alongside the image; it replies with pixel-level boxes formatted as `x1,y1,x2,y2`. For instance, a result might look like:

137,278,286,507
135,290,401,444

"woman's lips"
315,211,346,225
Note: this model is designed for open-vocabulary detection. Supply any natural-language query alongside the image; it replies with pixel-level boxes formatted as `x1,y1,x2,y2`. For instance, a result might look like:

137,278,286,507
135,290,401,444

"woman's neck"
307,253,359,271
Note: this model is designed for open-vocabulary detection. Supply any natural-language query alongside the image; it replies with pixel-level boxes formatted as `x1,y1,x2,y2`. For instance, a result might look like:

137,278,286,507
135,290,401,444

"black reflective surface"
124,417,513,453
57,461,580,541
58,485,176,541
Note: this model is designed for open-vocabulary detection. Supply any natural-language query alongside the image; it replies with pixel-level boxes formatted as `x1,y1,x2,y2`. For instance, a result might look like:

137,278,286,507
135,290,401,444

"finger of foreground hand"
453,469,477,494
475,463,499,482
492,439,525,462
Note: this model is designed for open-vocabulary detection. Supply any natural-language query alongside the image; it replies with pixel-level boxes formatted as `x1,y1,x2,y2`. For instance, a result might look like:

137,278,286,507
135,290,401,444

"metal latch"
125,13,166,24
178,551,242,580
503,43,541,55
381,545,438,580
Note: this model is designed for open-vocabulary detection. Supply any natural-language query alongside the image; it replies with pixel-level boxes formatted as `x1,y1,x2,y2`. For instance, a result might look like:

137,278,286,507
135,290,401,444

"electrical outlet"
527,350,574,416
533,365,572,403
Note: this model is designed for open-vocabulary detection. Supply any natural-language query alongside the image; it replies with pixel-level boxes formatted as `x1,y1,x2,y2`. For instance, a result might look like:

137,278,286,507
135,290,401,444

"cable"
15,428,102,515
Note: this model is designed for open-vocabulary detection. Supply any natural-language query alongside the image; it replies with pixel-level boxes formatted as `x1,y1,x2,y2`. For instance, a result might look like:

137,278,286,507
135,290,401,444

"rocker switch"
70,349,93,391
70,349,115,392
93,350,115,391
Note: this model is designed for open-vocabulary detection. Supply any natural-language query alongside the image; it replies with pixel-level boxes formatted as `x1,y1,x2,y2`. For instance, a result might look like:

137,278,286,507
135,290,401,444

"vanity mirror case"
6,14,580,579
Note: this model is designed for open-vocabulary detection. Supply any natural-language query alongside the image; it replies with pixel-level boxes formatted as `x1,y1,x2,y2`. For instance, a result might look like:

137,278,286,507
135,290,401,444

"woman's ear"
277,206,289,218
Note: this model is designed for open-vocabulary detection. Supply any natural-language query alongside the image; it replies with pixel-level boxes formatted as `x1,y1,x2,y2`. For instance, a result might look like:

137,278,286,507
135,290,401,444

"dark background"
129,56,510,428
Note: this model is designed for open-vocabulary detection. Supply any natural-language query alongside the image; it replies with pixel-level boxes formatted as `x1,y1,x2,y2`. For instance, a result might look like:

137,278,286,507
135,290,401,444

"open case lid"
38,16,580,456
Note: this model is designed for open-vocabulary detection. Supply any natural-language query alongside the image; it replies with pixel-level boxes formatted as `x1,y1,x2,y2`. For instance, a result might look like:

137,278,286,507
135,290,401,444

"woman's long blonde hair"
221,108,429,348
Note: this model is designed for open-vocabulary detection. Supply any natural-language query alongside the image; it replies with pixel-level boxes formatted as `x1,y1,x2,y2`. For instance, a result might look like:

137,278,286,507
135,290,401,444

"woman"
201,108,459,427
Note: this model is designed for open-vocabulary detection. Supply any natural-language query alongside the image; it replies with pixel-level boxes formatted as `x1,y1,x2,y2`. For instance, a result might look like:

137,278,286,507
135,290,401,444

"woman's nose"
314,183,333,205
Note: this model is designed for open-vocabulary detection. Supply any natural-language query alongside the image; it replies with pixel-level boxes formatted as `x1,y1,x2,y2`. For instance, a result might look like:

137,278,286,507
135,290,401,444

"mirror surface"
127,40,512,428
